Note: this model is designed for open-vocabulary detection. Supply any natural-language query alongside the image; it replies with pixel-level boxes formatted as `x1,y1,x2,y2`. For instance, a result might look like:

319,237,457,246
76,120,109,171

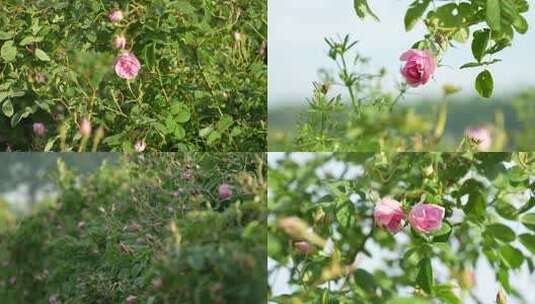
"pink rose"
114,52,141,80
114,35,127,49
408,203,445,233
32,122,46,136
79,118,92,137
294,241,314,255
465,127,492,151
374,197,404,234
109,10,124,23
134,139,146,152
218,183,233,201
400,49,436,87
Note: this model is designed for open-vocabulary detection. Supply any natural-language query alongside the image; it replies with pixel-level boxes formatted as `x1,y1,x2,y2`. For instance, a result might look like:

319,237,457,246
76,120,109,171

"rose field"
0,153,267,303
268,152,535,304
0,1,267,152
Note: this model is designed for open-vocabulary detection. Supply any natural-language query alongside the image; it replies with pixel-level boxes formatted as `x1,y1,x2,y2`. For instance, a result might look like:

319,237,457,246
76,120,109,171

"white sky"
269,0,535,107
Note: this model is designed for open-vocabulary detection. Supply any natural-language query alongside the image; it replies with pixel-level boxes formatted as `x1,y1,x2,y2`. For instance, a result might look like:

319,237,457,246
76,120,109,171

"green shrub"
0,1,267,151
0,153,267,303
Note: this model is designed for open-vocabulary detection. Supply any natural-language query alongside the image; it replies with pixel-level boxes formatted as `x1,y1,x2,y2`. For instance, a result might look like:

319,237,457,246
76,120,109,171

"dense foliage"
0,0,267,151
0,153,267,303
354,0,531,98
268,152,535,304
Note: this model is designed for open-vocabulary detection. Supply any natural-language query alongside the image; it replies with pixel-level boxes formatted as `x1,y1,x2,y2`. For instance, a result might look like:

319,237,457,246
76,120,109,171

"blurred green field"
269,92,534,151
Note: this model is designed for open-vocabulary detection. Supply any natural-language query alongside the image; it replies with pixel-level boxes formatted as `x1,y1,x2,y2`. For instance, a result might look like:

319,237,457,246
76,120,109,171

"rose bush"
268,152,535,303
0,0,266,151
0,153,267,303
354,0,531,98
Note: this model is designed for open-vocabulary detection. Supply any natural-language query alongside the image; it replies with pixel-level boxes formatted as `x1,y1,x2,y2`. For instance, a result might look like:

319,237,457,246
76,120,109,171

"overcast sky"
269,0,535,107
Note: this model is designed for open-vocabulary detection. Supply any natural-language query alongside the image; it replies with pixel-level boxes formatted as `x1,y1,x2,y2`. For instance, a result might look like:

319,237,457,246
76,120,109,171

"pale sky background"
269,0,535,107
268,153,535,304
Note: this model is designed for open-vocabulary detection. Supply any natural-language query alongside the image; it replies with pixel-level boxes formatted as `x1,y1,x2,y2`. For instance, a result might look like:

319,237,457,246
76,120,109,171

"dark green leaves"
416,257,433,294
354,0,379,21
486,0,502,32
404,0,431,31
472,29,491,62
475,70,494,98
499,244,523,269
1,99,14,117
485,223,515,242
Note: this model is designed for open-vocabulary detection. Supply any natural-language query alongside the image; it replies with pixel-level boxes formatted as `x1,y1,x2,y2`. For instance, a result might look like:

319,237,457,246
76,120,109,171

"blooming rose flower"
400,49,436,87
114,52,141,80
374,197,404,234
134,139,146,152
32,122,46,136
408,203,445,233
465,127,492,151
79,118,92,137
109,10,123,23
114,35,127,49
294,241,314,255
218,183,233,200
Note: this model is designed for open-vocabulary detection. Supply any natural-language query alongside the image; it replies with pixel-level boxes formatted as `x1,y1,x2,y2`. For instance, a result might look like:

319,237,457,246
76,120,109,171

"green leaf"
475,69,494,98
404,0,431,31
353,0,379,21
486,0,502,32
207,131,221,145
2,99,13,117
173,124,185,140
512,15,528,34
171,103,191,123
520,213,535,231
431,222,452,242
216,115,234,131
416,257,433,295
35,48,51,61
0,31,13,40
519,234,535,255
199,126,213,138
499,244,524,269
485,223,515,242
387,298,429,304
1,40,17,62
353,269,377,293
471,29,491,62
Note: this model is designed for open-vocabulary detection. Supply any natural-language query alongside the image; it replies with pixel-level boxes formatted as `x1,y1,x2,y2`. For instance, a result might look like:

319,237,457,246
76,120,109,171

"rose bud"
108,10,123,23
114,35,127,49
496,288,507,304
465,127,492,151
218,183,233,201
460,271,475,289
33,122,47,136
400,49,436,87
79,118,92,137
408,203,445,233
374,197,404,234
114,52,141,80
294,241,314,255
35,72,46,83
134,139,146,152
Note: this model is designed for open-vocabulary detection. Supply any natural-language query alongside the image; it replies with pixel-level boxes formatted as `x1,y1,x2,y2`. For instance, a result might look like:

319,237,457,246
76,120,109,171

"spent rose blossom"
294,241,314,255
115,52,141,80
32,122,46,136
114,35,127,49
109,10,123,23
374,197,404,234
408,203,445,233
134,140,146,152
465,127,492,151
218,183,233,200
400,49,436,87
79,118,92,137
